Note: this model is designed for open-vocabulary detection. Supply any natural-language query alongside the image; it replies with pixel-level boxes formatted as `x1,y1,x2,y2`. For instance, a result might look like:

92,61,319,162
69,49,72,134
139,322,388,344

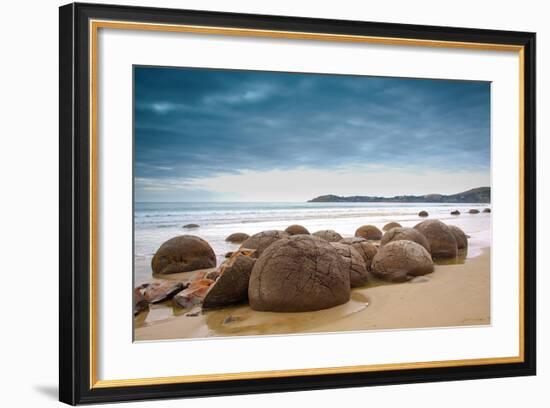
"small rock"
183,223,200,229
225,232,250,243
205,270,220,281
285,224,310,235
185,307,202,317
312,229,343,242
483,208,491,213
240,230,289,258
418,210,429,217
451,210,461,215
383,222,402,231
224,251,234,258
469,209,480,214
355,225,383,240
381,227,431,253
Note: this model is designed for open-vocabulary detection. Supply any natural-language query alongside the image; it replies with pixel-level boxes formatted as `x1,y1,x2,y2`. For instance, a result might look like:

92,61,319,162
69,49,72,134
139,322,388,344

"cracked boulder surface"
203,254,256,309
339,237,378,270
330,242,369,288
381,227,431,254
414,219,458,259
448,225,468,250
151,235,216,275
371,240,434,282
311,229,343,242
249,235,350,312
355,225,383,240
240,230,290,258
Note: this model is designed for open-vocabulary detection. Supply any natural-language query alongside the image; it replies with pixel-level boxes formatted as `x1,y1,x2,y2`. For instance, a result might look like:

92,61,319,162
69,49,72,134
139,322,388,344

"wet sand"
134,248,490,341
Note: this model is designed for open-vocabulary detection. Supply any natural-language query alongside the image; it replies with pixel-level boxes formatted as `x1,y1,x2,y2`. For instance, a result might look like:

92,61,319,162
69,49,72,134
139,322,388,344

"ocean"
134,202,491,285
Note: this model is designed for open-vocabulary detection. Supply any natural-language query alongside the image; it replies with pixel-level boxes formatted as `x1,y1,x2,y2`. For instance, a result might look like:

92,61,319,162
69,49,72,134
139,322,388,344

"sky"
134,66,490,202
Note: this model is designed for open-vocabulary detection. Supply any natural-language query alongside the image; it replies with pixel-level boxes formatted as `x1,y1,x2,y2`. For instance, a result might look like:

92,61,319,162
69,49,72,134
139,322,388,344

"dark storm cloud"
134,66,490,190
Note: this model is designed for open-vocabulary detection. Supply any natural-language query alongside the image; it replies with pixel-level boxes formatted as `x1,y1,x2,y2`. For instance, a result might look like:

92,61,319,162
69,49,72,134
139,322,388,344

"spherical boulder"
240,230,289,258
225,232,249,244
414,220,458,259
483,208,491,213
381,227,431,253
152,235,216,275
331,242,368,287
418,210,429,217
383,222,402,231
451,210,461,215
371,240,434,282
285,224,310,235
339,237,378,271
249,235,350,312
355,225,383,240
312,229,343,242
203,255,256,308
448,225,468,250
469,209,480,214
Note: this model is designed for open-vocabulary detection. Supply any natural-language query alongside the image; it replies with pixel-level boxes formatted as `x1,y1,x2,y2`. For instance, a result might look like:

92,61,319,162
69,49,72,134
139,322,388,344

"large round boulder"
448,225,468,250
414,220,458,259
312,229,343,242
240,230,289,258
383,222,402,231
381,227,431,253
248,235,350,312
151,235,216,275
285,224,310,235
339,237,378,271
203,254,256,308
371,240,434,282
225,232,249,244
355,225,383,240
330,242,368,287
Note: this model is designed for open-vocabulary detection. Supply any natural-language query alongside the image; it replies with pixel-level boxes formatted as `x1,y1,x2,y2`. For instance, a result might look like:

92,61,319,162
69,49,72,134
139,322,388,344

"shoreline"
135,247,490,341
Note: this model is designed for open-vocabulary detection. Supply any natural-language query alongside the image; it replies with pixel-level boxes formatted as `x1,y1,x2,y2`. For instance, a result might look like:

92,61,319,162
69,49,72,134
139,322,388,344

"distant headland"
308,187,490,203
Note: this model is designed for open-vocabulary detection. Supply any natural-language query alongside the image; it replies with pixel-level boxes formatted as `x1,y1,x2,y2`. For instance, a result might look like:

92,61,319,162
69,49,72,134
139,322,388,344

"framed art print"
59,2,536,405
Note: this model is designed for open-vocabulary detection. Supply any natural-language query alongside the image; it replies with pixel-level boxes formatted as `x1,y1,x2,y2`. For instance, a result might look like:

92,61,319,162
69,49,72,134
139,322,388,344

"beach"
134,202,490,341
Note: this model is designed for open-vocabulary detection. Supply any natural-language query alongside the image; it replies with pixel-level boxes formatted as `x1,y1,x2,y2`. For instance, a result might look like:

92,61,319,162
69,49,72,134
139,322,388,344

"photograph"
133,66,492,341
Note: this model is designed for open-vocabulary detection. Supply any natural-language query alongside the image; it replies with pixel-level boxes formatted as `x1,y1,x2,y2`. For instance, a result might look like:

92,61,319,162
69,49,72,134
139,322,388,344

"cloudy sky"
134,66,490,202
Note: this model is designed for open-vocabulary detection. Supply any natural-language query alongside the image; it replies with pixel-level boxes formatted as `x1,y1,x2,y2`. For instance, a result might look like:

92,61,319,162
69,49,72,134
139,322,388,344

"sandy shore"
134,248,490,341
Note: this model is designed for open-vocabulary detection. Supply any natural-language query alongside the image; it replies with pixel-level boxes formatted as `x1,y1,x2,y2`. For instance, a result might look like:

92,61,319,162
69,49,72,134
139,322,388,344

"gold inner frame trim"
89,19,526,389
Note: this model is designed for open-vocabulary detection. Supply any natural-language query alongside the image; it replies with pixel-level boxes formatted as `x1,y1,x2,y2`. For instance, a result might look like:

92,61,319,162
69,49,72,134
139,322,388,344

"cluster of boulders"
418,208,491,217
135,219,469,315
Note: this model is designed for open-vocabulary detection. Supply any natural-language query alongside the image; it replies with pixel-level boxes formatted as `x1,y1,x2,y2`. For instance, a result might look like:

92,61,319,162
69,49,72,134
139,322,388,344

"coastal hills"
308,187,490,203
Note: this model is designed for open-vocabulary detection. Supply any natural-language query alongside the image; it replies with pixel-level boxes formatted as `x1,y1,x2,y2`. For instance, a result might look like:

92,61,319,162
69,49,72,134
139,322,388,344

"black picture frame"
59,2,536,405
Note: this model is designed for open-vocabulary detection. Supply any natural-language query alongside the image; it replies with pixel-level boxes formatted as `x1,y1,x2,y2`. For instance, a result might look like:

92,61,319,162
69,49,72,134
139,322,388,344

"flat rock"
142,280,186,303
173,278,215,308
